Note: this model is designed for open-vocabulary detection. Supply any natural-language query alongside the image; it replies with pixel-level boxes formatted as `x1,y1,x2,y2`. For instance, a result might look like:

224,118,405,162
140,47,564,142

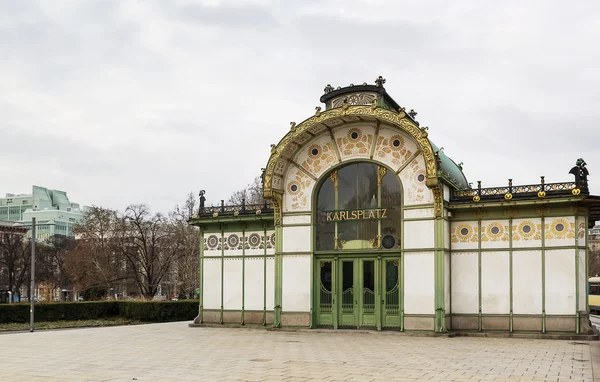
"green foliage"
0,300,199,324
118,300,199,322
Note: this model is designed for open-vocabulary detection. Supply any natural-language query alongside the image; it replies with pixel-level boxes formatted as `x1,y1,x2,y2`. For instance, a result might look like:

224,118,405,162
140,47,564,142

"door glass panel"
319,261,332,312
341,261,354,313
385,260,399,314
363,260,375,313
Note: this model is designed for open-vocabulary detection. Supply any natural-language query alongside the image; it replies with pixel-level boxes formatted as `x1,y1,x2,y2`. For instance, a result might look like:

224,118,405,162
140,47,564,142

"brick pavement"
0,322,595,381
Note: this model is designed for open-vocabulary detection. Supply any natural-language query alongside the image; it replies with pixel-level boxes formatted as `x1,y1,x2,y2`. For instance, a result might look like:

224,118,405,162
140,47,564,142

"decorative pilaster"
272,192,283,328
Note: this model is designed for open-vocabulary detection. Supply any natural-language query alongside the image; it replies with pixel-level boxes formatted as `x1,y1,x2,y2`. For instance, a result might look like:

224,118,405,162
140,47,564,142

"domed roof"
428,140,469,190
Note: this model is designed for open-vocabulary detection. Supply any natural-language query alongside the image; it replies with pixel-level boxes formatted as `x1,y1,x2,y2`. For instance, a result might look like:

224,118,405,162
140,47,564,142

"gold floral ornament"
547,218,570,239
347,128,363,141
518,220,535,239
452,223,476,243
473,195,481,202
572,188,581,195
504,193,513,200
212,212,219,218
486,222,504,240
537,191,546,198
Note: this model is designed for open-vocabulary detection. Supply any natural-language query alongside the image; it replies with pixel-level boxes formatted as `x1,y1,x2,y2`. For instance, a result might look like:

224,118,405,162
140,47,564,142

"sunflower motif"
206,235,219,249
454,223,474,242
550,218,569,239
487,222,504,240
518,220,535,239
389,135,405,151
287,181,300,195
347,128,363,141
308,144,322,159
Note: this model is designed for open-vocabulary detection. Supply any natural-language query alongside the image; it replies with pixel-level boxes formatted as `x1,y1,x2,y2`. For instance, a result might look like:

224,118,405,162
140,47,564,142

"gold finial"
315,106,321,116
290,122,296,131
270,144,277,154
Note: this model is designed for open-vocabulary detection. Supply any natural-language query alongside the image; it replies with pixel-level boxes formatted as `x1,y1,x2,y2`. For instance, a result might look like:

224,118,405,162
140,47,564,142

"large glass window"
315,163,402,251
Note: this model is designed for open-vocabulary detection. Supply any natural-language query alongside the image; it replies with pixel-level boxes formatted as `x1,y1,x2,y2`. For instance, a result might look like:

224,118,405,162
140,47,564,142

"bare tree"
167,192,200,299
64,206,125,299
227,176,264,205
118,204,184,299
0,233,30,301
36,235,75,300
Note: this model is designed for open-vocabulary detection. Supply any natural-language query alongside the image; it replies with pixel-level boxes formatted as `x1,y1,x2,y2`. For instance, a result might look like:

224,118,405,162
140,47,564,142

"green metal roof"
428,140,469,190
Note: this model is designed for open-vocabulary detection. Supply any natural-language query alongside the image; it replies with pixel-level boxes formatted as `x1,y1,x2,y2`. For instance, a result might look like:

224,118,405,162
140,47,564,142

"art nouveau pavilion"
189,77,600,334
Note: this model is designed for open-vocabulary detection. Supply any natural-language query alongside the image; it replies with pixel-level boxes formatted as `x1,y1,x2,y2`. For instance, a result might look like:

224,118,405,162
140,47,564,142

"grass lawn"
0,318,143,332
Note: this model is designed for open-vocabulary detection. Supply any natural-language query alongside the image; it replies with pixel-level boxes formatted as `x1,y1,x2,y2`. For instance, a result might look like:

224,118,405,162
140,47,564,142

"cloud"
0,0,599,214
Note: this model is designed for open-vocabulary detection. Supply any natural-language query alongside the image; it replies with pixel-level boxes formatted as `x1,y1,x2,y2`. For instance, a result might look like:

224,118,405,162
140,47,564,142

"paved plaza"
0,322,598,382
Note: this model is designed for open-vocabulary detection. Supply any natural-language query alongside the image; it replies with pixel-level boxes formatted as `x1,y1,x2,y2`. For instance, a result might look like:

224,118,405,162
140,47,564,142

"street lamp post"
30,217,36,332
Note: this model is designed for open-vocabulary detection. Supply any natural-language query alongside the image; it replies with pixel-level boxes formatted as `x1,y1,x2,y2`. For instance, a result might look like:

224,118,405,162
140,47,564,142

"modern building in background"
0,186,86,241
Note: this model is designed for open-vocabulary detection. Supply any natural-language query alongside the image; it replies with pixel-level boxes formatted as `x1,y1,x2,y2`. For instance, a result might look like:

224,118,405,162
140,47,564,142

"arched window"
315,163,402,251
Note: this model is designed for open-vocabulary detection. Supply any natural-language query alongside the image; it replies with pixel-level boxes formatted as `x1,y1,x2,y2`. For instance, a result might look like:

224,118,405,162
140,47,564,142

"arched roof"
263,104,439,199
428,140,470,190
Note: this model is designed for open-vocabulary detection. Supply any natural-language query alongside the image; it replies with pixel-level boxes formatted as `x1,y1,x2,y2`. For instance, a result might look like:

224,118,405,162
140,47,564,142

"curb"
189,323,599,340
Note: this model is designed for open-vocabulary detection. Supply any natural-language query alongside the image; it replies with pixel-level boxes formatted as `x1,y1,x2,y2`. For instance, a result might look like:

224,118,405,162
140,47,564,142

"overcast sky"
1,0,599,214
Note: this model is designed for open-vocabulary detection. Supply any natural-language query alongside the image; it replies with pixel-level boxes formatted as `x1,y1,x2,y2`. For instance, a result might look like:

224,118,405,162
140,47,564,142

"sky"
1,0,599,214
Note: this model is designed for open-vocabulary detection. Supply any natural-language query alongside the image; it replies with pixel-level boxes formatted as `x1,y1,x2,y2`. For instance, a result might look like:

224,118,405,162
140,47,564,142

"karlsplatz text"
325,208,387,222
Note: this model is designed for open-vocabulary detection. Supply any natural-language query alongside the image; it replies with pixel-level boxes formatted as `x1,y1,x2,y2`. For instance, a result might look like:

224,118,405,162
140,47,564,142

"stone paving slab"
0,322,595,381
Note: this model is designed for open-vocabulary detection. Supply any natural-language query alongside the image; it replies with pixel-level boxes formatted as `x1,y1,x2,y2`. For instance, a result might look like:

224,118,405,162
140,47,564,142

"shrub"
0,300,199,324
118,300,199,322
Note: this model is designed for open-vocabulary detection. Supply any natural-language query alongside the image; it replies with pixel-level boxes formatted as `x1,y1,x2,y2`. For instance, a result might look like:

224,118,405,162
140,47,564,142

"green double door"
316,256,400,329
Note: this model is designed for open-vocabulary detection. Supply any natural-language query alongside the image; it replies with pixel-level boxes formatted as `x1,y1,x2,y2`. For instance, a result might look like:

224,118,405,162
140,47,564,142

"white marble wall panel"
283,163,316,213
244,258,265,310
445,252,451,313
332,124,376,161
481,251,510,314
398,155,433,206
480,220,510,250
403,220,435,249
443,184,450,202
579,250,587,312
283,214,311,225
513,251,542,314
545,249,576,315
203,258,221,310
545,216,576,247
444,219,450,250
282,226,311,253
203,233,222,256
404,208,434,219
372,126,418,172
223,259,242,310
265,257,275,310
222,231,244,256
512,218,542,248
450,221,479,250
451,252,478,313
242,230,276,256
282,255,311,312
404,252,434,314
